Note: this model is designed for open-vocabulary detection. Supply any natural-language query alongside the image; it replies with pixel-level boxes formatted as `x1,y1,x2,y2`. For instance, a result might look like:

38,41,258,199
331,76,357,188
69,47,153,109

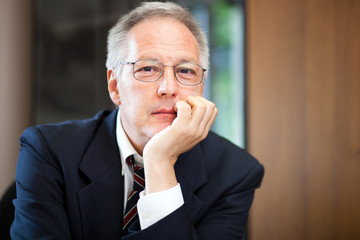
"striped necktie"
123,155,145,234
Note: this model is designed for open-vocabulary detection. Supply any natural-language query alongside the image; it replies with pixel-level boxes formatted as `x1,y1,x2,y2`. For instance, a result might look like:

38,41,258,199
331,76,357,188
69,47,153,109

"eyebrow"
137,56,200,65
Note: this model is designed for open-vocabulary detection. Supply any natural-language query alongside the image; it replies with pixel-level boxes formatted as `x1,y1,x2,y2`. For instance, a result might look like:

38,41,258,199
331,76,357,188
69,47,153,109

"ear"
107,69,121,106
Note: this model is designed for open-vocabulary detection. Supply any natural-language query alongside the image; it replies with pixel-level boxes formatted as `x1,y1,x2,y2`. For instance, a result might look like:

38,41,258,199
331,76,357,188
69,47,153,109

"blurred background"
0,0,359,239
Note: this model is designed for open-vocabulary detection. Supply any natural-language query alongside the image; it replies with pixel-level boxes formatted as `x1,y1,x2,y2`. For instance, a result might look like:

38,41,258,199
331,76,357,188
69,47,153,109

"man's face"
112,17,204,154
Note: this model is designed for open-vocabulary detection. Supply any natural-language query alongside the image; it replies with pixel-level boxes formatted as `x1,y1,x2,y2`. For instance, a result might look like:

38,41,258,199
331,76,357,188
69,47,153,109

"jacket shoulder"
200,131,264,182
19,110,116,164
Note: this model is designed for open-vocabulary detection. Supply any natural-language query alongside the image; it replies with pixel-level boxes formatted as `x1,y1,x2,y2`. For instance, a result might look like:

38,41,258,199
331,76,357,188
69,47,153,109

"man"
11,2,264,239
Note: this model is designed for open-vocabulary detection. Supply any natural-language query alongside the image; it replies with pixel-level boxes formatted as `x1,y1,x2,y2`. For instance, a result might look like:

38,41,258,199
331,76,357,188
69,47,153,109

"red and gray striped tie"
123,156,145,234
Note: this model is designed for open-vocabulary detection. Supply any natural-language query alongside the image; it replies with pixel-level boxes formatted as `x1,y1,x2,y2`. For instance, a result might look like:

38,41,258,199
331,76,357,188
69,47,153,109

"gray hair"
105,1,209,75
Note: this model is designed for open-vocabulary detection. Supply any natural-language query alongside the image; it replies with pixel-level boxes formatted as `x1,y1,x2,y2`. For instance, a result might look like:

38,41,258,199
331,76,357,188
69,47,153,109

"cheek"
198,83,205,96
181,85,204,98
122,88,151,120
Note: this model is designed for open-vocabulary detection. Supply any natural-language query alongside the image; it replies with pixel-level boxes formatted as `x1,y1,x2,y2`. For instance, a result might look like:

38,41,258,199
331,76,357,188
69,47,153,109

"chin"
142,123,171,139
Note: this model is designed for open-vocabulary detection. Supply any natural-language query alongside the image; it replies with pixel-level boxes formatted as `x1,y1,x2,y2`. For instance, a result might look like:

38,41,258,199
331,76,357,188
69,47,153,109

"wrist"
143,156,178,194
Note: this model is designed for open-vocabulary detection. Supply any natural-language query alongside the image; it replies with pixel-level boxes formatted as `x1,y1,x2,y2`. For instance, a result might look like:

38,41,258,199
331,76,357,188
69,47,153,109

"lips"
152,108,176,115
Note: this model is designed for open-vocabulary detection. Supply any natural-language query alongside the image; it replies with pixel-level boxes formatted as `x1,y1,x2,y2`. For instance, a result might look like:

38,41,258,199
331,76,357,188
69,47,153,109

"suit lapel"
78,110,120,181
76,109,208,236
77,110,125,239
175,144,207,221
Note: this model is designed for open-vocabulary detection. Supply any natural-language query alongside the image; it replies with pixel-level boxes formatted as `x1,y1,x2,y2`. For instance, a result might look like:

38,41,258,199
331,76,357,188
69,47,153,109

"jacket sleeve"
123,162,264,240
195,162,264,239
10,127,72,239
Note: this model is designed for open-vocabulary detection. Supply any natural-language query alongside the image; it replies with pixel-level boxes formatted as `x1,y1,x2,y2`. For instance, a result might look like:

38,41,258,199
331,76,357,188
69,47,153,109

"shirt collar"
116,109,143,175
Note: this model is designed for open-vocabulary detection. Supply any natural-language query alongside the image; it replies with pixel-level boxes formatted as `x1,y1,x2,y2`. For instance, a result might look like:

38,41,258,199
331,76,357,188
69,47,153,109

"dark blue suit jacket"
11,110,264,240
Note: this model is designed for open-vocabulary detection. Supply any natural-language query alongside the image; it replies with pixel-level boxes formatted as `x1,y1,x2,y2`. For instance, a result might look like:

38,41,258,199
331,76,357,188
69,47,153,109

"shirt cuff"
137,183,184,230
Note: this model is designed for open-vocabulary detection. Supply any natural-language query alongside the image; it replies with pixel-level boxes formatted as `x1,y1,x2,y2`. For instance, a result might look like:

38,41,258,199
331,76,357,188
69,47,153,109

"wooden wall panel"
0,0,32,196
246,0,360,239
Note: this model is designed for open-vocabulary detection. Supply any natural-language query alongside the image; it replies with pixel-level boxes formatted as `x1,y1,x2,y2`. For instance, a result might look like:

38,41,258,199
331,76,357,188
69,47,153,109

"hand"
143,96,217,194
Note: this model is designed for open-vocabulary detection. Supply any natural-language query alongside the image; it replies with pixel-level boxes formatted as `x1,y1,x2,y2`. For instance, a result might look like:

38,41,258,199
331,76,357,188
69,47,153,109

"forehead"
126,16,200,63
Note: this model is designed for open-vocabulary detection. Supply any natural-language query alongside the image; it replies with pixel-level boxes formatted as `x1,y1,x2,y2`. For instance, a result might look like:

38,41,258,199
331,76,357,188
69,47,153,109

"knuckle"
209,102,216,109
198,103,206,111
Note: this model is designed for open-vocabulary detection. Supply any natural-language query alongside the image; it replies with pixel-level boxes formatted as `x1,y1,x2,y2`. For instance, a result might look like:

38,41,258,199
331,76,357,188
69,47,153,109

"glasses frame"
120,59,207,86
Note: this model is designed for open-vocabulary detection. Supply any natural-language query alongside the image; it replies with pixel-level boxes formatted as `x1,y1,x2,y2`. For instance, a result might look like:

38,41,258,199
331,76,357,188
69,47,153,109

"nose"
157,66,179,97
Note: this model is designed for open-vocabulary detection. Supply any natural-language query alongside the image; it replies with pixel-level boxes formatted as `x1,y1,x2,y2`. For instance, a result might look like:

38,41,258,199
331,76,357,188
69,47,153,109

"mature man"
11,2,263,239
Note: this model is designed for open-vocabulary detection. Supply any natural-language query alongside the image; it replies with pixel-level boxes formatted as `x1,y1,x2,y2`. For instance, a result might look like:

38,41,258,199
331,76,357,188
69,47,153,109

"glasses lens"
133,60,162,82
175,63,203,85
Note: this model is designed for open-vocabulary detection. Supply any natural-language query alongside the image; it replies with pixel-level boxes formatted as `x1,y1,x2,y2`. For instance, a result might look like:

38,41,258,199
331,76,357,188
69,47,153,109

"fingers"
174,100,192,125
204,105,218,134
188,96,216,121
145,96,217,162
183,96,218,139
195,97,217,138
186,96,207,123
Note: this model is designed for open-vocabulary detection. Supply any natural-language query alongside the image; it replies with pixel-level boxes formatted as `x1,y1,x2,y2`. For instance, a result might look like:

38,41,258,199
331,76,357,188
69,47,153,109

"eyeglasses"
120,59,206,86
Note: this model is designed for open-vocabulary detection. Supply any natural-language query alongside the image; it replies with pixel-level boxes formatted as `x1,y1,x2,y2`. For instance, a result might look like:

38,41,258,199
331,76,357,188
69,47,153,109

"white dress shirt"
115,110,184,230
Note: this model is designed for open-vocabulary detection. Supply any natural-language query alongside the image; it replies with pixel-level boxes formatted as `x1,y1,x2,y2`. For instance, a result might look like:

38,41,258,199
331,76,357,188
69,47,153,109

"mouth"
152,108,177,121
152,108,177,116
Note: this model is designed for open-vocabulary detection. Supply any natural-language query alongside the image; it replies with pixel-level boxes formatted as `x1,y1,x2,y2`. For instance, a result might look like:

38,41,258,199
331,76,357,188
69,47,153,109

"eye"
136,65,155,72
140,66,156,72
177,67,196,76
134,60,162,74
180,68,194,74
